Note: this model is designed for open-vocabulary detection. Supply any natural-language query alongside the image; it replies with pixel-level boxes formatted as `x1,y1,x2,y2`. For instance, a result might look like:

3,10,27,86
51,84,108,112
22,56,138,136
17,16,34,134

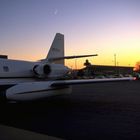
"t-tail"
45,33,98,65
46,33,64,65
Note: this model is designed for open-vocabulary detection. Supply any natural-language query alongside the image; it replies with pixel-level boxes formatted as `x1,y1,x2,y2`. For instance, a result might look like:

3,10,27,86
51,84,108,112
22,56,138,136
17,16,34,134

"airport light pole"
114,54,116,67
75,58,77,69
114,54,117,74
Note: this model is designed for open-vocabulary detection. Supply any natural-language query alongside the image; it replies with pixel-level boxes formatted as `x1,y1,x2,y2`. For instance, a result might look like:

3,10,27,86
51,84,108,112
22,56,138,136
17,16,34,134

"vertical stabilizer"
46,33,64,64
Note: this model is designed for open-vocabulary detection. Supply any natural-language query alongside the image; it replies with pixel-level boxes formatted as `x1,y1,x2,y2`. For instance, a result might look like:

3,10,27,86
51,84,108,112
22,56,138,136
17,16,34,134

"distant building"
90,65,133,75
76,60,134,78
0,55,8,59
77,65,134,78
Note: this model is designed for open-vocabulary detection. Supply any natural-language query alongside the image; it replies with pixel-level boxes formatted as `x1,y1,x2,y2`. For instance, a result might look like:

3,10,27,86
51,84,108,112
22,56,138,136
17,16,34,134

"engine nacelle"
33,63,69,79
33,64,51,78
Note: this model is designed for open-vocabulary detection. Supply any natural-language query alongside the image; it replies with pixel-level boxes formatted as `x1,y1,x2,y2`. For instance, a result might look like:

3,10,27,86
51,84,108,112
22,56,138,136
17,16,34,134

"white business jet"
0,33,134,102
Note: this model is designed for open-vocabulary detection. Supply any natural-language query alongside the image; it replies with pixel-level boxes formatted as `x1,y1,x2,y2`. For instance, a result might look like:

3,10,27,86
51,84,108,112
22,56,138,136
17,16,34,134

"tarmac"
0,125,62,140
0,80,140,140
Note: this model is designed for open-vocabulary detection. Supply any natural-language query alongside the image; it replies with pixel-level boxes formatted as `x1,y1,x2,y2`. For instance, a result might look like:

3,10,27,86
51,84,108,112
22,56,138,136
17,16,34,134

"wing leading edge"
5,77,134,101
51,77,134,87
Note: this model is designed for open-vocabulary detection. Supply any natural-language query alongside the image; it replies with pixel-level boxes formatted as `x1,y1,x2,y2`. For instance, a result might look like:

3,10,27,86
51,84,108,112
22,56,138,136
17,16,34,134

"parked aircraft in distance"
0,33,134,102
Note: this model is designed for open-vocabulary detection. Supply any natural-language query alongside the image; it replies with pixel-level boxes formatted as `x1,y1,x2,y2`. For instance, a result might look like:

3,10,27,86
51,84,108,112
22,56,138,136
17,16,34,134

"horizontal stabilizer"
48,54,98,62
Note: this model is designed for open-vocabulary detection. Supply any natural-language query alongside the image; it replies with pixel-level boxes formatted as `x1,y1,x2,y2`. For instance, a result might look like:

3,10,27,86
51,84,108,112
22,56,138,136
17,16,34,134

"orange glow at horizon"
2,28,140,69
4,36,140,69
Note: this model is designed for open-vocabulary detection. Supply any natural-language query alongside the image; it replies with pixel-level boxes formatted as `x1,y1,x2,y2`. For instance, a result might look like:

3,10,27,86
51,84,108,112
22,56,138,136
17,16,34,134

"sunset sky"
0,0,140,69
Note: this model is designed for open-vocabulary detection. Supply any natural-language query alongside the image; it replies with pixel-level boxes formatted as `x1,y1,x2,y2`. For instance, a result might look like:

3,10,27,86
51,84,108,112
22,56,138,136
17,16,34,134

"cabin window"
3,66,9,72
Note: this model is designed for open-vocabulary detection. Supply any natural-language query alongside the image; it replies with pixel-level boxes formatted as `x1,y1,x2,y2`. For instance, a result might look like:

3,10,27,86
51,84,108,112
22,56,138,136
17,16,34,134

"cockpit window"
3,66,9,72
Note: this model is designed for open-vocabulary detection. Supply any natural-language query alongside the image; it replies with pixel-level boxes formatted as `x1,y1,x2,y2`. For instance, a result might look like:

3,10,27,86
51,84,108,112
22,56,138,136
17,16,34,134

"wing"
51,77,134,87
0,78,36,87
0,80,19,91
5,77,134,101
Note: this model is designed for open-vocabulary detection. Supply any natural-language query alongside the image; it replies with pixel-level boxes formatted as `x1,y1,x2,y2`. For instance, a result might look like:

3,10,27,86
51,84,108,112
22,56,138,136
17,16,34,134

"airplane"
0,33,134,102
